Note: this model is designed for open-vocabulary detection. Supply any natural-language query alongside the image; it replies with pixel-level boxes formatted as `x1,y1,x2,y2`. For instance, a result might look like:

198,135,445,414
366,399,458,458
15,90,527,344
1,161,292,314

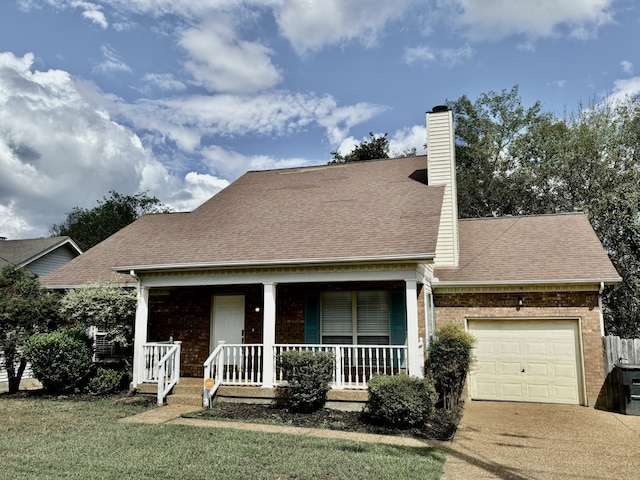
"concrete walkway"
441,401,640,480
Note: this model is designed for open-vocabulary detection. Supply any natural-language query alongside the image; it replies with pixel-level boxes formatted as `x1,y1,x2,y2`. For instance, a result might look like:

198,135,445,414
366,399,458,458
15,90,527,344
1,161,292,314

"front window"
320,291,390,345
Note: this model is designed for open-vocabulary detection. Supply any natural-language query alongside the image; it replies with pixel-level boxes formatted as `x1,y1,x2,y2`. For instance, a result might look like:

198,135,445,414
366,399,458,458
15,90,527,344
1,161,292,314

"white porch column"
261,282,277,388
405,280,423,378
132,285,149,388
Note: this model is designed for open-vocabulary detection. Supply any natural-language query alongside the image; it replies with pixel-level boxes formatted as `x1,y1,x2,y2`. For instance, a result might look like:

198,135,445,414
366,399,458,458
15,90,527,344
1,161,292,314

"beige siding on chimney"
427,109,459,267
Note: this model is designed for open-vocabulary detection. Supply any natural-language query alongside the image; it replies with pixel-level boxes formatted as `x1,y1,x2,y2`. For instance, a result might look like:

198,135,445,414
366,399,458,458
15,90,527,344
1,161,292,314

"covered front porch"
139,340,420,406
129,265,435,406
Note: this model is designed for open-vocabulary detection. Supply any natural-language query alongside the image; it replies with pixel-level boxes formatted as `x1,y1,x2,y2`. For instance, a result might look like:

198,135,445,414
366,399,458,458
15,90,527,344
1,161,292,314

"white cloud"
546,80,567,88
165,172,230,212
404,46,437,64
143,73,186,92
405,44,473,67
0,201,30,240
389,125,427,156
450,0,615,41
77,1,108,29
113,92,385,152
20,1,109,28
179,18,282,94
200,145,315,181
274,0,416,54
93,45,132,74
0,51,193,237
621,60,633,75
609,77,640,103
316,103,388,145
26,0,419,56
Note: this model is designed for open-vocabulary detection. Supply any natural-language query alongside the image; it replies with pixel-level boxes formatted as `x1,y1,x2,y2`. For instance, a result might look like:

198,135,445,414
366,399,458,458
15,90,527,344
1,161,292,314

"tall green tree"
0,266,61,393
447,87,640,337
50,191,169,251
330,132,390,163
447,85,557,217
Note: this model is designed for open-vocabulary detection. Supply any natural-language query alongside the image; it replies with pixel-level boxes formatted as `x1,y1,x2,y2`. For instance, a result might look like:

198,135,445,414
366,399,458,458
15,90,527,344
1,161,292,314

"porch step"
136,378,204,407
168,378,204,406
167,393,204,407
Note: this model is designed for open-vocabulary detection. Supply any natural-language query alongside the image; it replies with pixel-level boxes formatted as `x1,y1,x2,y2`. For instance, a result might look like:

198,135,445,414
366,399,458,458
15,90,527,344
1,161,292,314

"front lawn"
0,395,447,480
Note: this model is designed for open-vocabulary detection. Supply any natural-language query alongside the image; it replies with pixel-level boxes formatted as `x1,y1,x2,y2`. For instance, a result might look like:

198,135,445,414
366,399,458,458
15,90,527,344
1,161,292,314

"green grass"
0,397,447,480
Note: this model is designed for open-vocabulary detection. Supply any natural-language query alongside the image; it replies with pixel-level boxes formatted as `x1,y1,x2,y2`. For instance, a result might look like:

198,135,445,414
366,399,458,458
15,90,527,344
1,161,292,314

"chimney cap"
430,105,450,113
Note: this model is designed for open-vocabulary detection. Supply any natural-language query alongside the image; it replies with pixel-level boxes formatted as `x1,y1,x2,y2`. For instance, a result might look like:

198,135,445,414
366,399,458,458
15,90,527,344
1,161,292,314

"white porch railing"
203,341,264,407
142,341,411,407
274,344,408,389
142,341,182,406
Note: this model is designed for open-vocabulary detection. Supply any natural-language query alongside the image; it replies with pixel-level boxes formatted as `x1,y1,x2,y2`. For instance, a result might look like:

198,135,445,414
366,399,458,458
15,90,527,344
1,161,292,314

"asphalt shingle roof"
0,237,79,269
42,157,444,287
434,213,621,285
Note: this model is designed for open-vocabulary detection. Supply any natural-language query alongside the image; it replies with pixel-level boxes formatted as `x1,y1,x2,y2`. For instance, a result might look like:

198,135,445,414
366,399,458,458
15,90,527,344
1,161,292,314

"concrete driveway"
441,401,640,480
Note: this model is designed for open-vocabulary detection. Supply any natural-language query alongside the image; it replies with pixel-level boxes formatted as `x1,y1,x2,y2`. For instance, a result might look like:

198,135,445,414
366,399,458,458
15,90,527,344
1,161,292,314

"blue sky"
1,0,639,239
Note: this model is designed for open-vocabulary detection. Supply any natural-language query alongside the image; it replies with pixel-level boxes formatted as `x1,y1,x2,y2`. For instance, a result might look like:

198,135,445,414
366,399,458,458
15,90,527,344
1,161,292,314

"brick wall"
146,281,412,377
434,290,604,405
148,285,262,377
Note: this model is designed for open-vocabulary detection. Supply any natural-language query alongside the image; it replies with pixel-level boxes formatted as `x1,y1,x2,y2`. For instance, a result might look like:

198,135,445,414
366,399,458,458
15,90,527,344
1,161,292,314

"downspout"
598,281,605,337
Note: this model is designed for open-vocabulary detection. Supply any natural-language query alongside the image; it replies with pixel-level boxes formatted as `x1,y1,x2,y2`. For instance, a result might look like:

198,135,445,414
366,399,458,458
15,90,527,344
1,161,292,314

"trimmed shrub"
24,328,93,393
277,350,335,412
428,323,476,411
88,368,127,395
366,374,437,427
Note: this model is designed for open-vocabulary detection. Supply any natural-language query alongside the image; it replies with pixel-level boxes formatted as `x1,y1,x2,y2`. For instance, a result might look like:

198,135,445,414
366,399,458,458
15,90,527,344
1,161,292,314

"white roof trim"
113,253,436,273
17,237,83,268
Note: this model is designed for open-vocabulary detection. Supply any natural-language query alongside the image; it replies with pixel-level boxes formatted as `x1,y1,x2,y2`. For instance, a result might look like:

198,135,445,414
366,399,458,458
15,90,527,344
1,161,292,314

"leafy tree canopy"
0,266,61,393
59,282,136,352
330,132,390,163
50,191,170,251
447,86,640,337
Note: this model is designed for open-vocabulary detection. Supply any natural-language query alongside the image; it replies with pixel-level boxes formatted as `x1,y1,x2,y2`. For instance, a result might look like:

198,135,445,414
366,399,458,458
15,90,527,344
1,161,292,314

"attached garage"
468,319,584,405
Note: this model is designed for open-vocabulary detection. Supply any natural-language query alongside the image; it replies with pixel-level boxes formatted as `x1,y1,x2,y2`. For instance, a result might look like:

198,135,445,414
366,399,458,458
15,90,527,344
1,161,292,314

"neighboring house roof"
41,157,445,287
0,236,82,278
434,213,621,286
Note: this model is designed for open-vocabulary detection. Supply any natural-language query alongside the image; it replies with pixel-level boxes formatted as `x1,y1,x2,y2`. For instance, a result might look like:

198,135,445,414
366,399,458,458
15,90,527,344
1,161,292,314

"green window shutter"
304,292,320,343
389,290,406,345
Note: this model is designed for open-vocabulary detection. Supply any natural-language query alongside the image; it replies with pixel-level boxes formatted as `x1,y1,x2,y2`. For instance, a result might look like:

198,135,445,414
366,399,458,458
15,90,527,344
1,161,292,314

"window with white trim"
320,291,390,345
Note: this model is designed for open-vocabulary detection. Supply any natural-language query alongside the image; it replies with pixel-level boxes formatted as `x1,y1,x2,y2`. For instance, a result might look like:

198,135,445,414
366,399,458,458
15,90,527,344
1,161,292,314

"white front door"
211,295,245,352
468,319,583,405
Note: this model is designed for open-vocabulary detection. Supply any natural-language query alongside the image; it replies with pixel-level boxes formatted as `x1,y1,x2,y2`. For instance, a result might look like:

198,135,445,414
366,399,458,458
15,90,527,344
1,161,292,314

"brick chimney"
426,105,459,267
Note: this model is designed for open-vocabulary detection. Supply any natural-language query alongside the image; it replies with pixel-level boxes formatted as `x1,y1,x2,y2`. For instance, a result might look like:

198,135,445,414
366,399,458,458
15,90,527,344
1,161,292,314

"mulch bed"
185,402,459,441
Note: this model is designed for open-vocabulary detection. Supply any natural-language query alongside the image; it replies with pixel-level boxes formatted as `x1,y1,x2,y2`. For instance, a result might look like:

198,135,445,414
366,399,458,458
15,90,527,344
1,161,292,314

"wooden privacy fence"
603,335,640,373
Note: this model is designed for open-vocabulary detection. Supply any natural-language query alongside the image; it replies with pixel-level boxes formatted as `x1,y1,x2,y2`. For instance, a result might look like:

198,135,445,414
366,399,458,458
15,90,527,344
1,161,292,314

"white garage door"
468,319,583,405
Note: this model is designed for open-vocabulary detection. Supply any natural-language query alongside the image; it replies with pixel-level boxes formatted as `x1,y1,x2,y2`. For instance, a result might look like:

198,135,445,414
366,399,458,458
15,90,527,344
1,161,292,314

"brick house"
42,107,620,407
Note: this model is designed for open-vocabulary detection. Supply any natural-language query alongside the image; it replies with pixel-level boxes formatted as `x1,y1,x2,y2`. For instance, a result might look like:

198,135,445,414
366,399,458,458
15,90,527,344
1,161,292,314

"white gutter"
112,253,436,273
432,277,622,289
598,281,606,336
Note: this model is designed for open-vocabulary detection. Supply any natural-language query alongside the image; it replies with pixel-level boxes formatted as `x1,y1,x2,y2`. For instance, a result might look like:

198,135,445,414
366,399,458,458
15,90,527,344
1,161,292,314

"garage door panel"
468,319,582,405
500,382,524,399
526,383,551,400
525,341,548,356
552,342,575,358
499,361,523,375
499,341,522,355
554,385,579,403
553,363,577,379
526,362,549,377
475,360,497,375
475,381,498,397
